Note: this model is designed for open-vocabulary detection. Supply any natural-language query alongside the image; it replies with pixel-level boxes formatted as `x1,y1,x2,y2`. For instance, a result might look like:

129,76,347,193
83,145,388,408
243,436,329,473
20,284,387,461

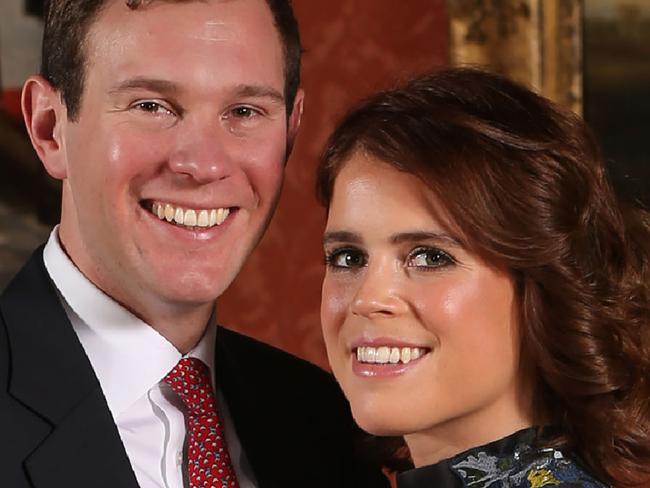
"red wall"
1,90,22,121
218,0,449,369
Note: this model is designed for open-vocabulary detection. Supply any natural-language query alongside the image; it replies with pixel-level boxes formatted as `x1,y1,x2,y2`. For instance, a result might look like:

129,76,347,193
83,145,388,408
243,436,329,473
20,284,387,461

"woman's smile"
320,153,527,454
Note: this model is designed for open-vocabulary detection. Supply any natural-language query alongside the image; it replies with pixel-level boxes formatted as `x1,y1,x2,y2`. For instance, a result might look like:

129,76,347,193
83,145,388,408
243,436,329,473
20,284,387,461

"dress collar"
397,427,545,488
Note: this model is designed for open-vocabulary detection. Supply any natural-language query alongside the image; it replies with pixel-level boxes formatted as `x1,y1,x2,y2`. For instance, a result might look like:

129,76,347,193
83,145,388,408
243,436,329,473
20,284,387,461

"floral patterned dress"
396,428,608,488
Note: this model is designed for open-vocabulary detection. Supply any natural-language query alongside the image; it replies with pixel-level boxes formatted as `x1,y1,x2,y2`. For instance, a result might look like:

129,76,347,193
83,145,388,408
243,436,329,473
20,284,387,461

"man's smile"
146,200,233,229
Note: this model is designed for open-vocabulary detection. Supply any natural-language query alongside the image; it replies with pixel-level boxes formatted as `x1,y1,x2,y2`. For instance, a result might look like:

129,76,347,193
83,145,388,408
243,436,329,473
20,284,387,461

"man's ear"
286,88,304,157
22,75,69,180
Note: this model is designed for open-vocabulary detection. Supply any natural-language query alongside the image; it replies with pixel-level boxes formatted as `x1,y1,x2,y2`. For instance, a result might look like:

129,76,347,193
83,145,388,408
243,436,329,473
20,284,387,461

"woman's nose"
350,264,408,318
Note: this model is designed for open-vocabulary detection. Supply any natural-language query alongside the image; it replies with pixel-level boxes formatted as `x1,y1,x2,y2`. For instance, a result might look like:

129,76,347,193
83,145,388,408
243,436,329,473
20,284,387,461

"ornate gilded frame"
447,0,583,114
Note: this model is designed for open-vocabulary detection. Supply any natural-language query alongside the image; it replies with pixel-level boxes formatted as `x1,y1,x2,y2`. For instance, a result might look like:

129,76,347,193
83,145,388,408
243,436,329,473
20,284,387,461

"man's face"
56,0,298,315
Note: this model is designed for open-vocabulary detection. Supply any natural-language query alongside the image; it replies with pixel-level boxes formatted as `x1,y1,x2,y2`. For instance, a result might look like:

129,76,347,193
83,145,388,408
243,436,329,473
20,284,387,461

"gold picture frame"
447,0,583,114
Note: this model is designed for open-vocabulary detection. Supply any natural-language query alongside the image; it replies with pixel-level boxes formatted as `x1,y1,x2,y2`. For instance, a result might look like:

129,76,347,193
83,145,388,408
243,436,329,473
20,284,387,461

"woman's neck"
404,387,535,468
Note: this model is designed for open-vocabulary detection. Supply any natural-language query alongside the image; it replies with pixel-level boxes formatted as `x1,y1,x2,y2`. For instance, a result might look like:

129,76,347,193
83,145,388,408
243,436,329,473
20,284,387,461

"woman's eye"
325,249,367,270
408,248,454,269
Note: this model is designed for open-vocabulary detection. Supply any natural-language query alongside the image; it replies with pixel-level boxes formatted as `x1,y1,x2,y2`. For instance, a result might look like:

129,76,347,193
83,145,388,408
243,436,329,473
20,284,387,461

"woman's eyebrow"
389,231,461,247
322,230,362,246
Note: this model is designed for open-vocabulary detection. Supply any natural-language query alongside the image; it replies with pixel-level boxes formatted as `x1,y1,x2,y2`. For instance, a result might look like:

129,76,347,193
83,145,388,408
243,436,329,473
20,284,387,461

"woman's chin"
351,408,411,437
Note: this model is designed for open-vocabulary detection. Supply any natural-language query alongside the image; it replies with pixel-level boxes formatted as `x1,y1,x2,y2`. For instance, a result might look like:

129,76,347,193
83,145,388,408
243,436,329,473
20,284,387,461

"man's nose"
350,263,408,319
168,118,234,184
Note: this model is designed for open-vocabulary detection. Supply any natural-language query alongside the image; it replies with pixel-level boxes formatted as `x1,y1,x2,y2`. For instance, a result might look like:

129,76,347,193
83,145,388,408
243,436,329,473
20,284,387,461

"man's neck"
56,229,215,354
97,286,216,354
140,300,216,354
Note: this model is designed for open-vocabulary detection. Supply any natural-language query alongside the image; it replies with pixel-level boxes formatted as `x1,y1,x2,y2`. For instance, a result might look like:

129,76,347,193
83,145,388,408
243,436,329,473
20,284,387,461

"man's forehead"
190,20,234,43
82,0,285,95
88,0,277,52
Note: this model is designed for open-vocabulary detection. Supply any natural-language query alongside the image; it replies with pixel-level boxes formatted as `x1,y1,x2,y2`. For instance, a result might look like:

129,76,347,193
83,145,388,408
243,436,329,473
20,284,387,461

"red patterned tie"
164,358,239,488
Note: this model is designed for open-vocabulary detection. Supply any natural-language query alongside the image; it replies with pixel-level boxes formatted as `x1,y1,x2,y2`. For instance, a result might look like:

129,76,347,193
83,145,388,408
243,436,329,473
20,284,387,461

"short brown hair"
317,68,650,486
41,0,301,120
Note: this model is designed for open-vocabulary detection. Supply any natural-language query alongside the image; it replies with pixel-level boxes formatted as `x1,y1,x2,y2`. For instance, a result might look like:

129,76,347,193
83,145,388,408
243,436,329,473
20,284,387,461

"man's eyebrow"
322,231,363,246
109,78,181,95
233,84,285,104
389,231,462,247
108,80,285,104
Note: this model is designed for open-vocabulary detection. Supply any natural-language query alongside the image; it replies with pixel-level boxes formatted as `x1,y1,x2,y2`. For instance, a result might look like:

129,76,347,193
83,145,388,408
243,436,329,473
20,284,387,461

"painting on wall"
447,0,582,111
446,0,648,208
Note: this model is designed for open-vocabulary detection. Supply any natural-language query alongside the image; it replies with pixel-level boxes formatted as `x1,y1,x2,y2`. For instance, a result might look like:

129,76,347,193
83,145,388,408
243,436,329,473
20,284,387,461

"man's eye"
133,101,174,116
229,106,260,118
325,249,367,269
407,247,455,269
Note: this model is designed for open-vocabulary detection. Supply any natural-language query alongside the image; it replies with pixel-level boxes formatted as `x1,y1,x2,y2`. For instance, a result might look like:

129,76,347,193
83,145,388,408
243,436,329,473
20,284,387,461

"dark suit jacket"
0,248,389,488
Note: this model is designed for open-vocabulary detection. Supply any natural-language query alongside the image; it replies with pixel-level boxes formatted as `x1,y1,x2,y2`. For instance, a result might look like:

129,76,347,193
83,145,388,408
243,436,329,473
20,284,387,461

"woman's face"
321,153,531,464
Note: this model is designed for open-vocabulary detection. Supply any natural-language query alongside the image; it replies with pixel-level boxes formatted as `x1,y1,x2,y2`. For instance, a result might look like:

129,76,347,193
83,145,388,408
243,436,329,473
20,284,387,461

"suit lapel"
24,390,140,488
0,249,139,488
215,327,348,487
214,329,278,486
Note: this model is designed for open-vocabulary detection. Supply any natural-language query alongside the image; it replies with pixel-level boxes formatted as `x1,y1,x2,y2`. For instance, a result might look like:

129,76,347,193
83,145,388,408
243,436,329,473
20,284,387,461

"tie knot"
163,357,216,415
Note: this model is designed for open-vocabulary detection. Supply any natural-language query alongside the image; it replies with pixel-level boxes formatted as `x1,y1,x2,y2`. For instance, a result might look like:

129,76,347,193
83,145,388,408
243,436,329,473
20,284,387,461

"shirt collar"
42,227,216,417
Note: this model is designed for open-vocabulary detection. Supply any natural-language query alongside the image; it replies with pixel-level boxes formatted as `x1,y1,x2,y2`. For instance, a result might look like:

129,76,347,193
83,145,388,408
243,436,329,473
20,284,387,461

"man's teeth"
356,346,427,365
151,202,230,228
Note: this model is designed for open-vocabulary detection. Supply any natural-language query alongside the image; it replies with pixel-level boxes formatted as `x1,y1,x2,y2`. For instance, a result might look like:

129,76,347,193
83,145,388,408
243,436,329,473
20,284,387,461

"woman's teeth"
356,346,427,365
151,202,230,229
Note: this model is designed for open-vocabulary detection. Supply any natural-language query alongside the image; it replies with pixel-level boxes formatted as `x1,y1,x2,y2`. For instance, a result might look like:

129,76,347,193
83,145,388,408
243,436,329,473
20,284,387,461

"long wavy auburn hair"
316,68,650,486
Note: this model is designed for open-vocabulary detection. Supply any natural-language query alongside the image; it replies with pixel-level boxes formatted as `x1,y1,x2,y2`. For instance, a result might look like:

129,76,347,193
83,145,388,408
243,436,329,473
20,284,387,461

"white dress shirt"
42,228,257,488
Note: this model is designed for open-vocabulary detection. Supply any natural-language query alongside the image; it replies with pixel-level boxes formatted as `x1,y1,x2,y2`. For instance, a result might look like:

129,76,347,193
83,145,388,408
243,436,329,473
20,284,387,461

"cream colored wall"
0,0,43,89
